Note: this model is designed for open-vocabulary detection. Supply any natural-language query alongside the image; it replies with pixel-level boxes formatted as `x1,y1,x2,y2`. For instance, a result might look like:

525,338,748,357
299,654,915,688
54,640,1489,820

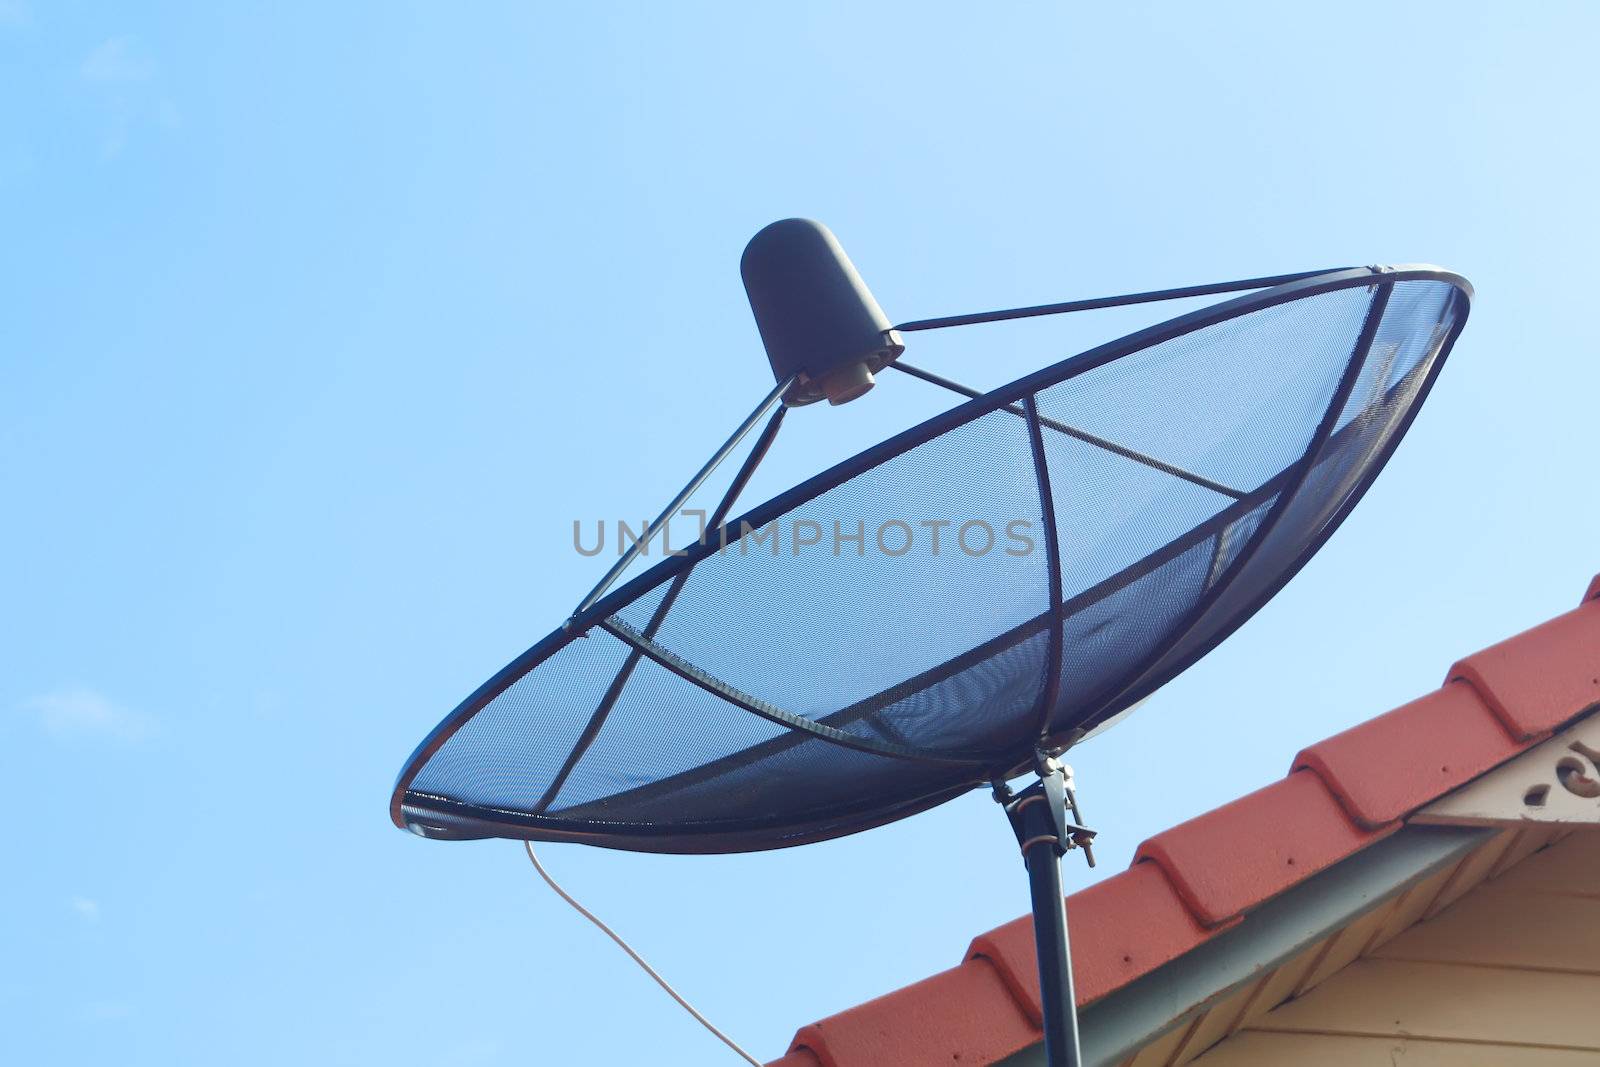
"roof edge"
994,825,1491,1067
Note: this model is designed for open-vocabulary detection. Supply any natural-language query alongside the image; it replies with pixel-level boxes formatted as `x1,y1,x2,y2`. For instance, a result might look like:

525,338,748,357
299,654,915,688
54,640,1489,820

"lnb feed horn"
740,217,904,406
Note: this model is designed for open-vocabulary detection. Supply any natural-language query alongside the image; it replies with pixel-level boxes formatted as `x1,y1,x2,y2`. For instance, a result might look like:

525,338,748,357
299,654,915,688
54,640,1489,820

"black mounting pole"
997,755,1096,1067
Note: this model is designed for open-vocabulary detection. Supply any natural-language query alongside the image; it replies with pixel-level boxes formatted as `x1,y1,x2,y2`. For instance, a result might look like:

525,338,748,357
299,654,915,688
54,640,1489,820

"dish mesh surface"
395,271,1469,852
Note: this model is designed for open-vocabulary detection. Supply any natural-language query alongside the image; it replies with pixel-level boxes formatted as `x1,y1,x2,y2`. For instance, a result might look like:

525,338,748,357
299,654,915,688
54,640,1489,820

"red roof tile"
967,861,1217,1023
783,958,1039,1067
767,1051,822,1067
1293,681,1524,829
1447,597,1600,740
1133,771,1390,927
765,574,1600,1066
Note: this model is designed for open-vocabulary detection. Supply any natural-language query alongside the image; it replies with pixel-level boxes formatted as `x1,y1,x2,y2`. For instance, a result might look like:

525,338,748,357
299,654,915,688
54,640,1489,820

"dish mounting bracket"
995,753,1098,1067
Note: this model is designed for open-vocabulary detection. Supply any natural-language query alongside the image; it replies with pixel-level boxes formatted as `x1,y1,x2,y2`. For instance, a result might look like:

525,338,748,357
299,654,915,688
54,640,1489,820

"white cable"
523,840,763,1066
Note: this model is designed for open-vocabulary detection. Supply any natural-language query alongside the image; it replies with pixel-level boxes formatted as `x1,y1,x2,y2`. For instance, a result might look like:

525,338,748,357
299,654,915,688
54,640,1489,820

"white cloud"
70,896,100,922
22,687,153,742
80,37,153,83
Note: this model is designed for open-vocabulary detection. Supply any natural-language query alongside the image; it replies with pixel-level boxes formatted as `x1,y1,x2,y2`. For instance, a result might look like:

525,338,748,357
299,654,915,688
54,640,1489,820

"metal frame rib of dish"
393,265,1473,852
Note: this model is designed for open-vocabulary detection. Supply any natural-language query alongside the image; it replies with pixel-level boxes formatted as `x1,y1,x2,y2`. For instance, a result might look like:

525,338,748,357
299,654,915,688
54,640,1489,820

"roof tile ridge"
965,859,1210,1026
779,955,1036,1067
1290,754,1364,827
781,1027,836,1067
1120,850,1213,931
1442,670,1551,745
1444,592,1600,742
1132,767,1384,928
964,927,1050,1029
1291,679,1528,829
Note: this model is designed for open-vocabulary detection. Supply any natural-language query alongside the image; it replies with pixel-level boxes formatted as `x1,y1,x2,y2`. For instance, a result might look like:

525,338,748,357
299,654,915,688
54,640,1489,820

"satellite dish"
392,219,1471,1067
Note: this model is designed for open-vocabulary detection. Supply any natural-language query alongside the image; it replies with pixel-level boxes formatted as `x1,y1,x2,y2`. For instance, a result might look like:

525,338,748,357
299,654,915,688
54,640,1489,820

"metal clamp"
995,753,1097,868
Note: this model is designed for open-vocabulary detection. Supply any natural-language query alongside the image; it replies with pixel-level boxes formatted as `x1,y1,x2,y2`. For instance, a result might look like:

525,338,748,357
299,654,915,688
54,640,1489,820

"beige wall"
1189,829,1600,1066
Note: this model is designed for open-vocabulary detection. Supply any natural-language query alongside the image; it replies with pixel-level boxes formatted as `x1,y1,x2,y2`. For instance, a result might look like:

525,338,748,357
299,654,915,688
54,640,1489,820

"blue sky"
3,4,1598,1064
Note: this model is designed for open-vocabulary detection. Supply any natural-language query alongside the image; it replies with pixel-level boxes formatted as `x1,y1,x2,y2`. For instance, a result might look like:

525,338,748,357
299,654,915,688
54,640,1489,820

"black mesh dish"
393,266,1471,853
